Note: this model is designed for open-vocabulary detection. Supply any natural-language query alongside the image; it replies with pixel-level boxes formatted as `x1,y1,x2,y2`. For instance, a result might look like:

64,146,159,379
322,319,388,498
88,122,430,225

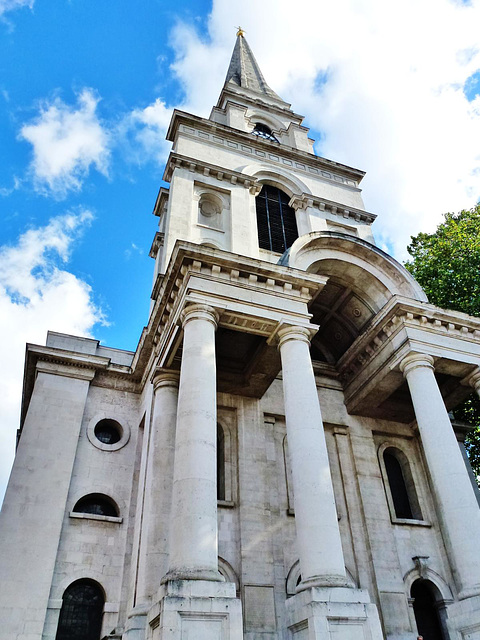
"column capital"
399,352,435,378
180,303,219,329
152,368,180,392
466,367,480,392
276,324,317,350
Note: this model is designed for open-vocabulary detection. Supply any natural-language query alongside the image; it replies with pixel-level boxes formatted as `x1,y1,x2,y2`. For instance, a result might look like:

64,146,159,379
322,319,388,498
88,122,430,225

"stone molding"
289,193,376,224
339,296,480,385
400,352,435,377
151,369,180,390
166,109,365,186
180,303,219,329
275,324,317,349
164,152,258,190
36,359,96,382
466,368,480,392
149,231,164,259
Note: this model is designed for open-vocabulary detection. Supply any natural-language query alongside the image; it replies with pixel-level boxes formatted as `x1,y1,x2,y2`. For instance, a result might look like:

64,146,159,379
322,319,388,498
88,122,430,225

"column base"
297,574,352,591
123,603,149,639
286,586,384,639
445,594,480,639
160,568,224,583
146,580,243,640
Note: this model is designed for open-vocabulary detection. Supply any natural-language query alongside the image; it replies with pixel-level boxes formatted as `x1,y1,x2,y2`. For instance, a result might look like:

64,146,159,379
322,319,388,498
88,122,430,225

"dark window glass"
252,122,279,143
384,451,413,519
55,580,104,640
94,419,121,445
73,494,118,518
256,185,299,253
411,580,445,640
217,424,225,501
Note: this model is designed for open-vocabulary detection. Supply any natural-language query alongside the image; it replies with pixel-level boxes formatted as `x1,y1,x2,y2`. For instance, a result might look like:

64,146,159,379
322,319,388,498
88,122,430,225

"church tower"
2,31,480,640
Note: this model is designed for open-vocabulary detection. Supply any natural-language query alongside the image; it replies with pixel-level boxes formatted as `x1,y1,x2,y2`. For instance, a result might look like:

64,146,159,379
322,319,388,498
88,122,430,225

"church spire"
223,31,283,102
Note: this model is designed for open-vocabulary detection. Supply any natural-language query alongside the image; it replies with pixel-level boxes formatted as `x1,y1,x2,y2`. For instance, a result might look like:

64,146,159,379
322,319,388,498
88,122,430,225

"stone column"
136,370,179,604
278,325,348,589
164,303,221,582
400,352,480,598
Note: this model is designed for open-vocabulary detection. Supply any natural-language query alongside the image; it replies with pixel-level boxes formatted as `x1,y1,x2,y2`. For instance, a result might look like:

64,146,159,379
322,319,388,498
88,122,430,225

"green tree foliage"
405,204,480,480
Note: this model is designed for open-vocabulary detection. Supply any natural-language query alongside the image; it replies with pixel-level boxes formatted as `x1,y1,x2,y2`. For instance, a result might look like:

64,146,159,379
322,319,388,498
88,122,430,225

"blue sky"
1,0,480,503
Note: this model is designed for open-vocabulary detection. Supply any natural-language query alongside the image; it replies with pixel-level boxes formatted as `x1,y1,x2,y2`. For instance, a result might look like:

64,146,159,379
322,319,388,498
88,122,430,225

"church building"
2,31,480,640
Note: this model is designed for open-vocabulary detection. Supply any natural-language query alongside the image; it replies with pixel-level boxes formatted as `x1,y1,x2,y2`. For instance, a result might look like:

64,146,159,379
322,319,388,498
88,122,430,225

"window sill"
217,500,235,509
391,517,430,527
70,512,123,523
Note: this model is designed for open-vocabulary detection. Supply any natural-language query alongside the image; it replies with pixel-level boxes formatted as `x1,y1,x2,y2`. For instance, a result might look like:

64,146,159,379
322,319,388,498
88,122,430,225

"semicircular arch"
240,164,312,199
287,231,427,302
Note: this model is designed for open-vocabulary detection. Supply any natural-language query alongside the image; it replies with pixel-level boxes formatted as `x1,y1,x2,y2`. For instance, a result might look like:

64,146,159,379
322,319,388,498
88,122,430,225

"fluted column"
136,370,179,604
400,353,480,598
278,325,348,590
164,303,221,582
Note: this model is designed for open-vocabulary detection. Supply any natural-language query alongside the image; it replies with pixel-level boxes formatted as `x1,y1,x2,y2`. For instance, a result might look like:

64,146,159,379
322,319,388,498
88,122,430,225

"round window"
94,419,122,445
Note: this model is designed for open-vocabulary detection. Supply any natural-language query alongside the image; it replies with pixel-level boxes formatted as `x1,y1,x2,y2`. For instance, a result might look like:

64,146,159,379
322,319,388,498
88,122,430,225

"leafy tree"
404,204,480,480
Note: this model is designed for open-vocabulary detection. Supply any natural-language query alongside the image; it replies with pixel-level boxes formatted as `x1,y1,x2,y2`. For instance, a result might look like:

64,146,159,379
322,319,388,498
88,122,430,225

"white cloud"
0,0,33,18
124,98,173,165
0,210,105,504
167,0,480,260
20,89,110,197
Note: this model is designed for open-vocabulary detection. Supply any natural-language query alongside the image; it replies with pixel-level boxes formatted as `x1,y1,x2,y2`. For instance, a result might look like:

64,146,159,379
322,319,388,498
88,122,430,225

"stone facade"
1,32,480,640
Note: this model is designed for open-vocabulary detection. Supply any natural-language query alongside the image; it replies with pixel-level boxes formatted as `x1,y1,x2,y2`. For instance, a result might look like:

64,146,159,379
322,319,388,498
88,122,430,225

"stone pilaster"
400,352,480,599
136,370,179,604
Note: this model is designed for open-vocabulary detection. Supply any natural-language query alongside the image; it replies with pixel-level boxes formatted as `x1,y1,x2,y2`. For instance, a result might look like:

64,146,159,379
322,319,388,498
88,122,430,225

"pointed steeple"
223,31,283,102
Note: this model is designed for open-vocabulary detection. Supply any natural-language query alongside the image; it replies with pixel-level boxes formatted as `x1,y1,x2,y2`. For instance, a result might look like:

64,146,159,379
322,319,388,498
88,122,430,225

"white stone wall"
42,384,142,639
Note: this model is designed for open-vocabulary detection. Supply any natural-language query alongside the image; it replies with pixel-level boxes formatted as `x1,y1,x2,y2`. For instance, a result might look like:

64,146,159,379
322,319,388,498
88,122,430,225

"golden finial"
236,26,245,37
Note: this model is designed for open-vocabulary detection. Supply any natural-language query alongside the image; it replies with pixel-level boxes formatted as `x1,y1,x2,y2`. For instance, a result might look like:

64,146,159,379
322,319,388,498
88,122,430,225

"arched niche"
284,232,427,363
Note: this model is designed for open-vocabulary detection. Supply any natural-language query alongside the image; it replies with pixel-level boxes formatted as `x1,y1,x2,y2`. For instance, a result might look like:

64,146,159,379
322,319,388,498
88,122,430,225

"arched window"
55,579,104,640
256,185,298,254
252,122,279,143
217,423,225,501
73,494,119,518
411,579,446,640
382,447,422,521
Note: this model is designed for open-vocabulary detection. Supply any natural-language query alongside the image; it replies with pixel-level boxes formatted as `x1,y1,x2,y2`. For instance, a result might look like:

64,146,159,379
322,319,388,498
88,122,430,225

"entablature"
289,193,377,225
166,110,365,187
338,296,480,421
134,241,328,395
163,152,258,190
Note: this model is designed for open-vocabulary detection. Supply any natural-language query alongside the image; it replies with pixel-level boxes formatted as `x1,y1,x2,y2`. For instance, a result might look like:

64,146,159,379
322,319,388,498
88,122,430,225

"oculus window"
256,185,298,254
94,419,122,445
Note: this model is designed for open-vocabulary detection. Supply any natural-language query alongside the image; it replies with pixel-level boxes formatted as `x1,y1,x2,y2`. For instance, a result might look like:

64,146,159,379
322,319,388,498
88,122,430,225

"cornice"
149,231,164,259
166,110,365,185
289,193,376,225
163,152,258,190
130,241,328,387
338,296,480,385
152,187,169,218
20,344,136,427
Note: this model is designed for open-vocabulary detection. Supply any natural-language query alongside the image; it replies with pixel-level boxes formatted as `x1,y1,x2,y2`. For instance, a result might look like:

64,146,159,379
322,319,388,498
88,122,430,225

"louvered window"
256,185,298,253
